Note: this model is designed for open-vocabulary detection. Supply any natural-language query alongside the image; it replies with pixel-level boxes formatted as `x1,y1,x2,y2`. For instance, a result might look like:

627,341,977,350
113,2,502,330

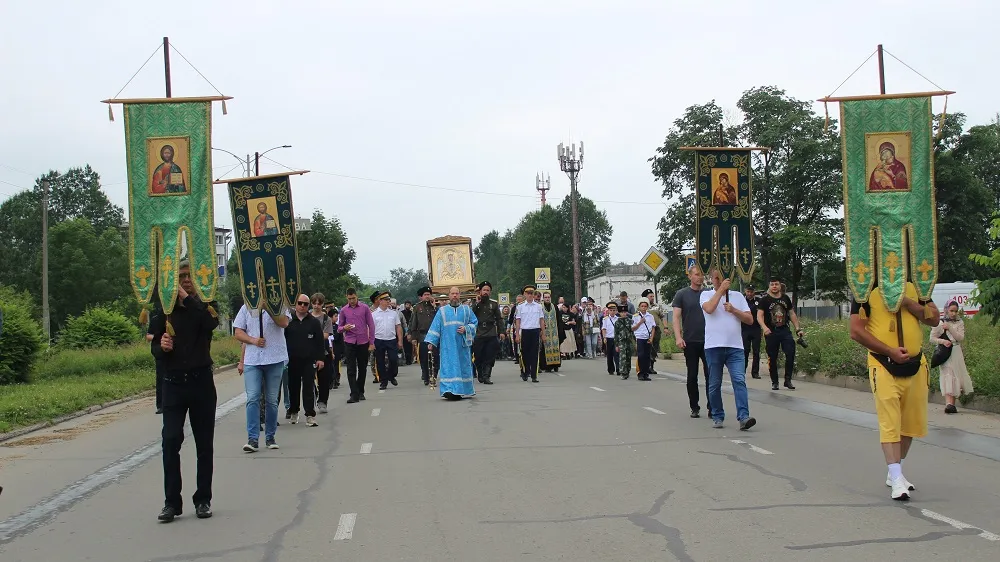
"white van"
931,282,980,316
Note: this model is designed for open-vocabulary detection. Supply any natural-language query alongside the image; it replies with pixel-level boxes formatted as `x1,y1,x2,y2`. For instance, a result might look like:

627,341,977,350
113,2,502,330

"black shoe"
690,410,700,418
521,375,528,381
243,440,258,453
649,369,658,375
784,381,796,390
360,394,366,401
158,505,181,522
739,417,757,431
346,397,359,404
390,378,398,386
945,404,957,414
751,374,761,379
484,380,493,385
608,371,615,375
195,503,212,519
333,383,340,389
621,374,629,380
531,378,539,383
285,409,291,420
772,383,779,390
155,407,163,414
266,438,279,449
424,379,430,386
380,384,388,390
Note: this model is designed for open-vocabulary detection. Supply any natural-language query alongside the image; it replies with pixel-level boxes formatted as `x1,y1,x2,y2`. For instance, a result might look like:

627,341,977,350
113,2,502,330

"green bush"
58,306,141,349
0,289,44,385
34,343,153,379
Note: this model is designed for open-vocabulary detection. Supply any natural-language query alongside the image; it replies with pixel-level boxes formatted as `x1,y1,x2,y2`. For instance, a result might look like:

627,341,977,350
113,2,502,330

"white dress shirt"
372,306,401,341
633,312,656,340
515,301,545,329
601,316,616,339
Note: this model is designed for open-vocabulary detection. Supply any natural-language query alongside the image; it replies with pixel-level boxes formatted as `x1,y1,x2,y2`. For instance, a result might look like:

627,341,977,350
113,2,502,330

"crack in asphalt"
698,451,808,491
786,529,977,550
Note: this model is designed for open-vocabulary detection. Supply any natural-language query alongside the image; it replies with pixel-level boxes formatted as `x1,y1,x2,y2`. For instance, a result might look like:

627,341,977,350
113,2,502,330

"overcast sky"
1,1,996,284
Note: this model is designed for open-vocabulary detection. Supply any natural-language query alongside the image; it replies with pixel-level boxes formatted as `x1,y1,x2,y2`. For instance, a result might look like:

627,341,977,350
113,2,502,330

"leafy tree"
971,216,1000,325
0,284,43,384
46,219,131,330
374,268,430,304
472,230,512,293
953,114,1000,214
296,210,358,305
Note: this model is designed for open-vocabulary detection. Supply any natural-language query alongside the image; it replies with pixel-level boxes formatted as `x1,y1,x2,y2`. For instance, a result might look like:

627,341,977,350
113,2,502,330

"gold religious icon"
917,259,933,281
426,235,475,293
865,133,912,193
135,265,152,288
853,260,870,284
883,251,901,284
196,264,212,286
161,254,174,286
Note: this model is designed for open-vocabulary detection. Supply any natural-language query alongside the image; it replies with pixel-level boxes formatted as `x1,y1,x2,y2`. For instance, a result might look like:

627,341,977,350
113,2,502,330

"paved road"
1,356,999,561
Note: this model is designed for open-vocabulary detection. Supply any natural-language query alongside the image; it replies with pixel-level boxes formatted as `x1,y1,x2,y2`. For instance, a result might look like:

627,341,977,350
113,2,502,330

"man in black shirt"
472,281,505,385
150,260,220,523
408,287,439,386
401,300,414,365
742,285,762,379
671,266,710,418
756,276,803,391
285,294,326,427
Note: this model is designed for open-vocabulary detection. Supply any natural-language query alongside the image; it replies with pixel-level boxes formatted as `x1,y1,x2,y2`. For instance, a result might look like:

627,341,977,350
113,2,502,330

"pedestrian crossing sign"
534,267,551,284
686,254,697,273
641,247,667,276
498,293,510,306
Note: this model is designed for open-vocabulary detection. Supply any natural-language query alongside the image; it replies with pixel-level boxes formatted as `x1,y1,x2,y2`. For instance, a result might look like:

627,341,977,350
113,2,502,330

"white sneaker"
886,474,915,491
318,403,328,414
290,412,299,424
306,416,318,427
889,478,910,501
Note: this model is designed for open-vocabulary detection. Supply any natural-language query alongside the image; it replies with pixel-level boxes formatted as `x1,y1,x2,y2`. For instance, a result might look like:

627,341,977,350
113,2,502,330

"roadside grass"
0,336,241,434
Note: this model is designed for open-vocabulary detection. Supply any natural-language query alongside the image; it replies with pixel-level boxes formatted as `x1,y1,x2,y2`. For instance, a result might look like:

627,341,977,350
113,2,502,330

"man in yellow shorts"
850,281,938,501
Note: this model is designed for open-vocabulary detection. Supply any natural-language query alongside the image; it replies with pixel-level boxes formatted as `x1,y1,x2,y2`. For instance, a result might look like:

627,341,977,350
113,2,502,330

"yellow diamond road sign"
534,267,551,284
641,247,667,276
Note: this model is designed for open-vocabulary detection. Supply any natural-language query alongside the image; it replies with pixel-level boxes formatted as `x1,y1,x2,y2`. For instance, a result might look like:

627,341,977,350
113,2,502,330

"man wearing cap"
514,285,546,382
400,300,415,365
371,291,403,390
641,289,666,374
338,287,376,404
409,286,440,386
472,281,504,385
601,302,619,374
742,284,762,379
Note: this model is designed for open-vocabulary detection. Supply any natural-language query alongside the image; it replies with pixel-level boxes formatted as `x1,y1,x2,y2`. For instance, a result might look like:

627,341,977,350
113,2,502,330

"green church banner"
115,98,223,314
223,172,306,315
692,148,756,282
838,94,939,312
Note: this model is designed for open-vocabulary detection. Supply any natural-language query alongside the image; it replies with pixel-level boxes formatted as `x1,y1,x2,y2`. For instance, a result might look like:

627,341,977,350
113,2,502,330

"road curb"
792,372,1000,415
0,364,237,445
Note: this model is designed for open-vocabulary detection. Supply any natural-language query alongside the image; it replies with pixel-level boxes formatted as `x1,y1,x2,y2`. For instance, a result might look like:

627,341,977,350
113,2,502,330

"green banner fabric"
693,149,755,282
124,101,216,314
840,96,937,312
227,175,302,315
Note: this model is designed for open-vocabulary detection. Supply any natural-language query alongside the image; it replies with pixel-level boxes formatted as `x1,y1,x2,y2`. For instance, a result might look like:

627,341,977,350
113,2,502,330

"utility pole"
558,141,584,303
876,44,886,95
254,152,260,176
163,37,172,98
535,173,551,207
41,179,50,343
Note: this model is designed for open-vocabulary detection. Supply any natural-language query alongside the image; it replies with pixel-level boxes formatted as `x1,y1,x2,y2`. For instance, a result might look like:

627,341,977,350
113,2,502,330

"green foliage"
971,216,1000,325
0,285,43,385
374,268,430,303
952,115,1000,212
58,306,141,349
296,210,359,305
473,194,613,299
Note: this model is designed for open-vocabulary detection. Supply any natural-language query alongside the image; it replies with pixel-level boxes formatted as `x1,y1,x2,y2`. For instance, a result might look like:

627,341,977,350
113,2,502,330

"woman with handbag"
929,300,973,414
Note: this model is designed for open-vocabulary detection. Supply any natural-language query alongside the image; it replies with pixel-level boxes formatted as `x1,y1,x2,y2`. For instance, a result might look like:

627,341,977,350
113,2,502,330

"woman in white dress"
929,299,973,414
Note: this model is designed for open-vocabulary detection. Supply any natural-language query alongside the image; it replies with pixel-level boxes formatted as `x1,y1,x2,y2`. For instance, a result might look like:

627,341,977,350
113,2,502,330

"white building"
585,264,652,306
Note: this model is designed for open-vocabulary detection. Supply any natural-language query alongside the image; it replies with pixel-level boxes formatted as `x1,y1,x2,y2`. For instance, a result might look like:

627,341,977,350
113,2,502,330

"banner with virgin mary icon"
690,148,757,282
221,172,307,315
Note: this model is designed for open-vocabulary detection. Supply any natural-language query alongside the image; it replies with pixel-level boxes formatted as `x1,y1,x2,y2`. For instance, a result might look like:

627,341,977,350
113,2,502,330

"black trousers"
154,359,165,409
605,339,619,373
684,342,710,413
742,329,762,376
766,329,796,384
287,358,317,416
636,338,652,377
332,346,344,387
316,349,334,404
418,340,440,382
374,339,399,387
345,343,371,399
473,337,500,381
403,337,414,364
650,331,661,369
519,329,541,380
161,368,217,510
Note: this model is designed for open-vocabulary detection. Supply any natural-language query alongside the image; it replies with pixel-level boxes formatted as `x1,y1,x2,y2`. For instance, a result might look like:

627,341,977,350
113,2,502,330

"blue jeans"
244,361,285,442
705,347,750,423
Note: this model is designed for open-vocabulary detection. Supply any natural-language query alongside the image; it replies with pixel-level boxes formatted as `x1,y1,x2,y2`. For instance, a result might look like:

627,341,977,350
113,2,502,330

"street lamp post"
558,141,584,303
212,145,291,177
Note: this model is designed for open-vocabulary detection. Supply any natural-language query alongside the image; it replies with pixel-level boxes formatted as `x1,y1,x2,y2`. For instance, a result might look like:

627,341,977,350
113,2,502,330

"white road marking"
590,386,606,392
921,509,1000,541
378,389,385,394
360,443,373,455
643,407,666,415
0,394,246,543
334,513,357,540
371,408,381,417
557,373,566,377
730,439,774,455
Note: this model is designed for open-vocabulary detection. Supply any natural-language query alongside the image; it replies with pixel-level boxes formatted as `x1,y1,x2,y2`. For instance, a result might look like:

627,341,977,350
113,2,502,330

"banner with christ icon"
109,96,229,314
688,148,758,282
221,172,308,315
828,93,946,312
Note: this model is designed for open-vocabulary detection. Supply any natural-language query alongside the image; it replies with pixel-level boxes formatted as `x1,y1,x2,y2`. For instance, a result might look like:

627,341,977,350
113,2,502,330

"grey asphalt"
1,356,999,561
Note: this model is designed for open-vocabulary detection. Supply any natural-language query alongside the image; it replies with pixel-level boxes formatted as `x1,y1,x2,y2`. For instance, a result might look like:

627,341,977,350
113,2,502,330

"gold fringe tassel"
936,95,949,141
139,308,148,325
221,99,228,115
925,302,937,320
207,305,218,318
166,320,176,337
108,104,114,122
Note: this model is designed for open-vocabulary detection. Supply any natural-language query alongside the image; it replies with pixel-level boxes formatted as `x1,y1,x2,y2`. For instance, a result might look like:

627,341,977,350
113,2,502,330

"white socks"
888,463,902,481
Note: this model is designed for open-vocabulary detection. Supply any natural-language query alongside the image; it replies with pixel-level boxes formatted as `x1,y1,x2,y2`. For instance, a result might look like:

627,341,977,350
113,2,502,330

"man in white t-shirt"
700,267,757,431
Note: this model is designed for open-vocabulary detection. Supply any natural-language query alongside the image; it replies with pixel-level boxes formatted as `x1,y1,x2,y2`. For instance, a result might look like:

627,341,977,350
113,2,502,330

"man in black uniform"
742,285,762,379
285,293,326,426
471,281,505,385
400,300,414,365
151,260,220,523
408,286,439,386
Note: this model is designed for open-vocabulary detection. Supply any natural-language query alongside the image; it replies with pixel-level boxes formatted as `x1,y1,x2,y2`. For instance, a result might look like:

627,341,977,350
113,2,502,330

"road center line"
334,513,357,540
371,408,381,417
643,407,666,415
590,386,606,392
921,509,1000,541
378,389,385,394
360,443,373,455
0,393,245,544
556,373,566,377
730,439,774,455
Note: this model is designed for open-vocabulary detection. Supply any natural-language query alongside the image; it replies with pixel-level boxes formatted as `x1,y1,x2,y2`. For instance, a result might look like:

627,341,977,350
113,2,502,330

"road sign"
536,284,550,291
685,254,697,273
641,247,668,276
498,293,510,306
534,267,551,284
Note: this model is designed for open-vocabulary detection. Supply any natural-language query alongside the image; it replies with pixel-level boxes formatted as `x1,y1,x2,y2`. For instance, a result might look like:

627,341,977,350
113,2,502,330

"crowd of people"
145,259,972,521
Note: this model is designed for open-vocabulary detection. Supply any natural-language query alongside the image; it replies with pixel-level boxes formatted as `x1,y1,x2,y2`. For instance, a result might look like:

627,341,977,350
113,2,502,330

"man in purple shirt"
337,287,376,404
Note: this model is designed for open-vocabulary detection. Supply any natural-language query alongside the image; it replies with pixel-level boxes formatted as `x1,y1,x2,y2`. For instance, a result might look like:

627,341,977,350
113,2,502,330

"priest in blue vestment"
425,286,478,400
